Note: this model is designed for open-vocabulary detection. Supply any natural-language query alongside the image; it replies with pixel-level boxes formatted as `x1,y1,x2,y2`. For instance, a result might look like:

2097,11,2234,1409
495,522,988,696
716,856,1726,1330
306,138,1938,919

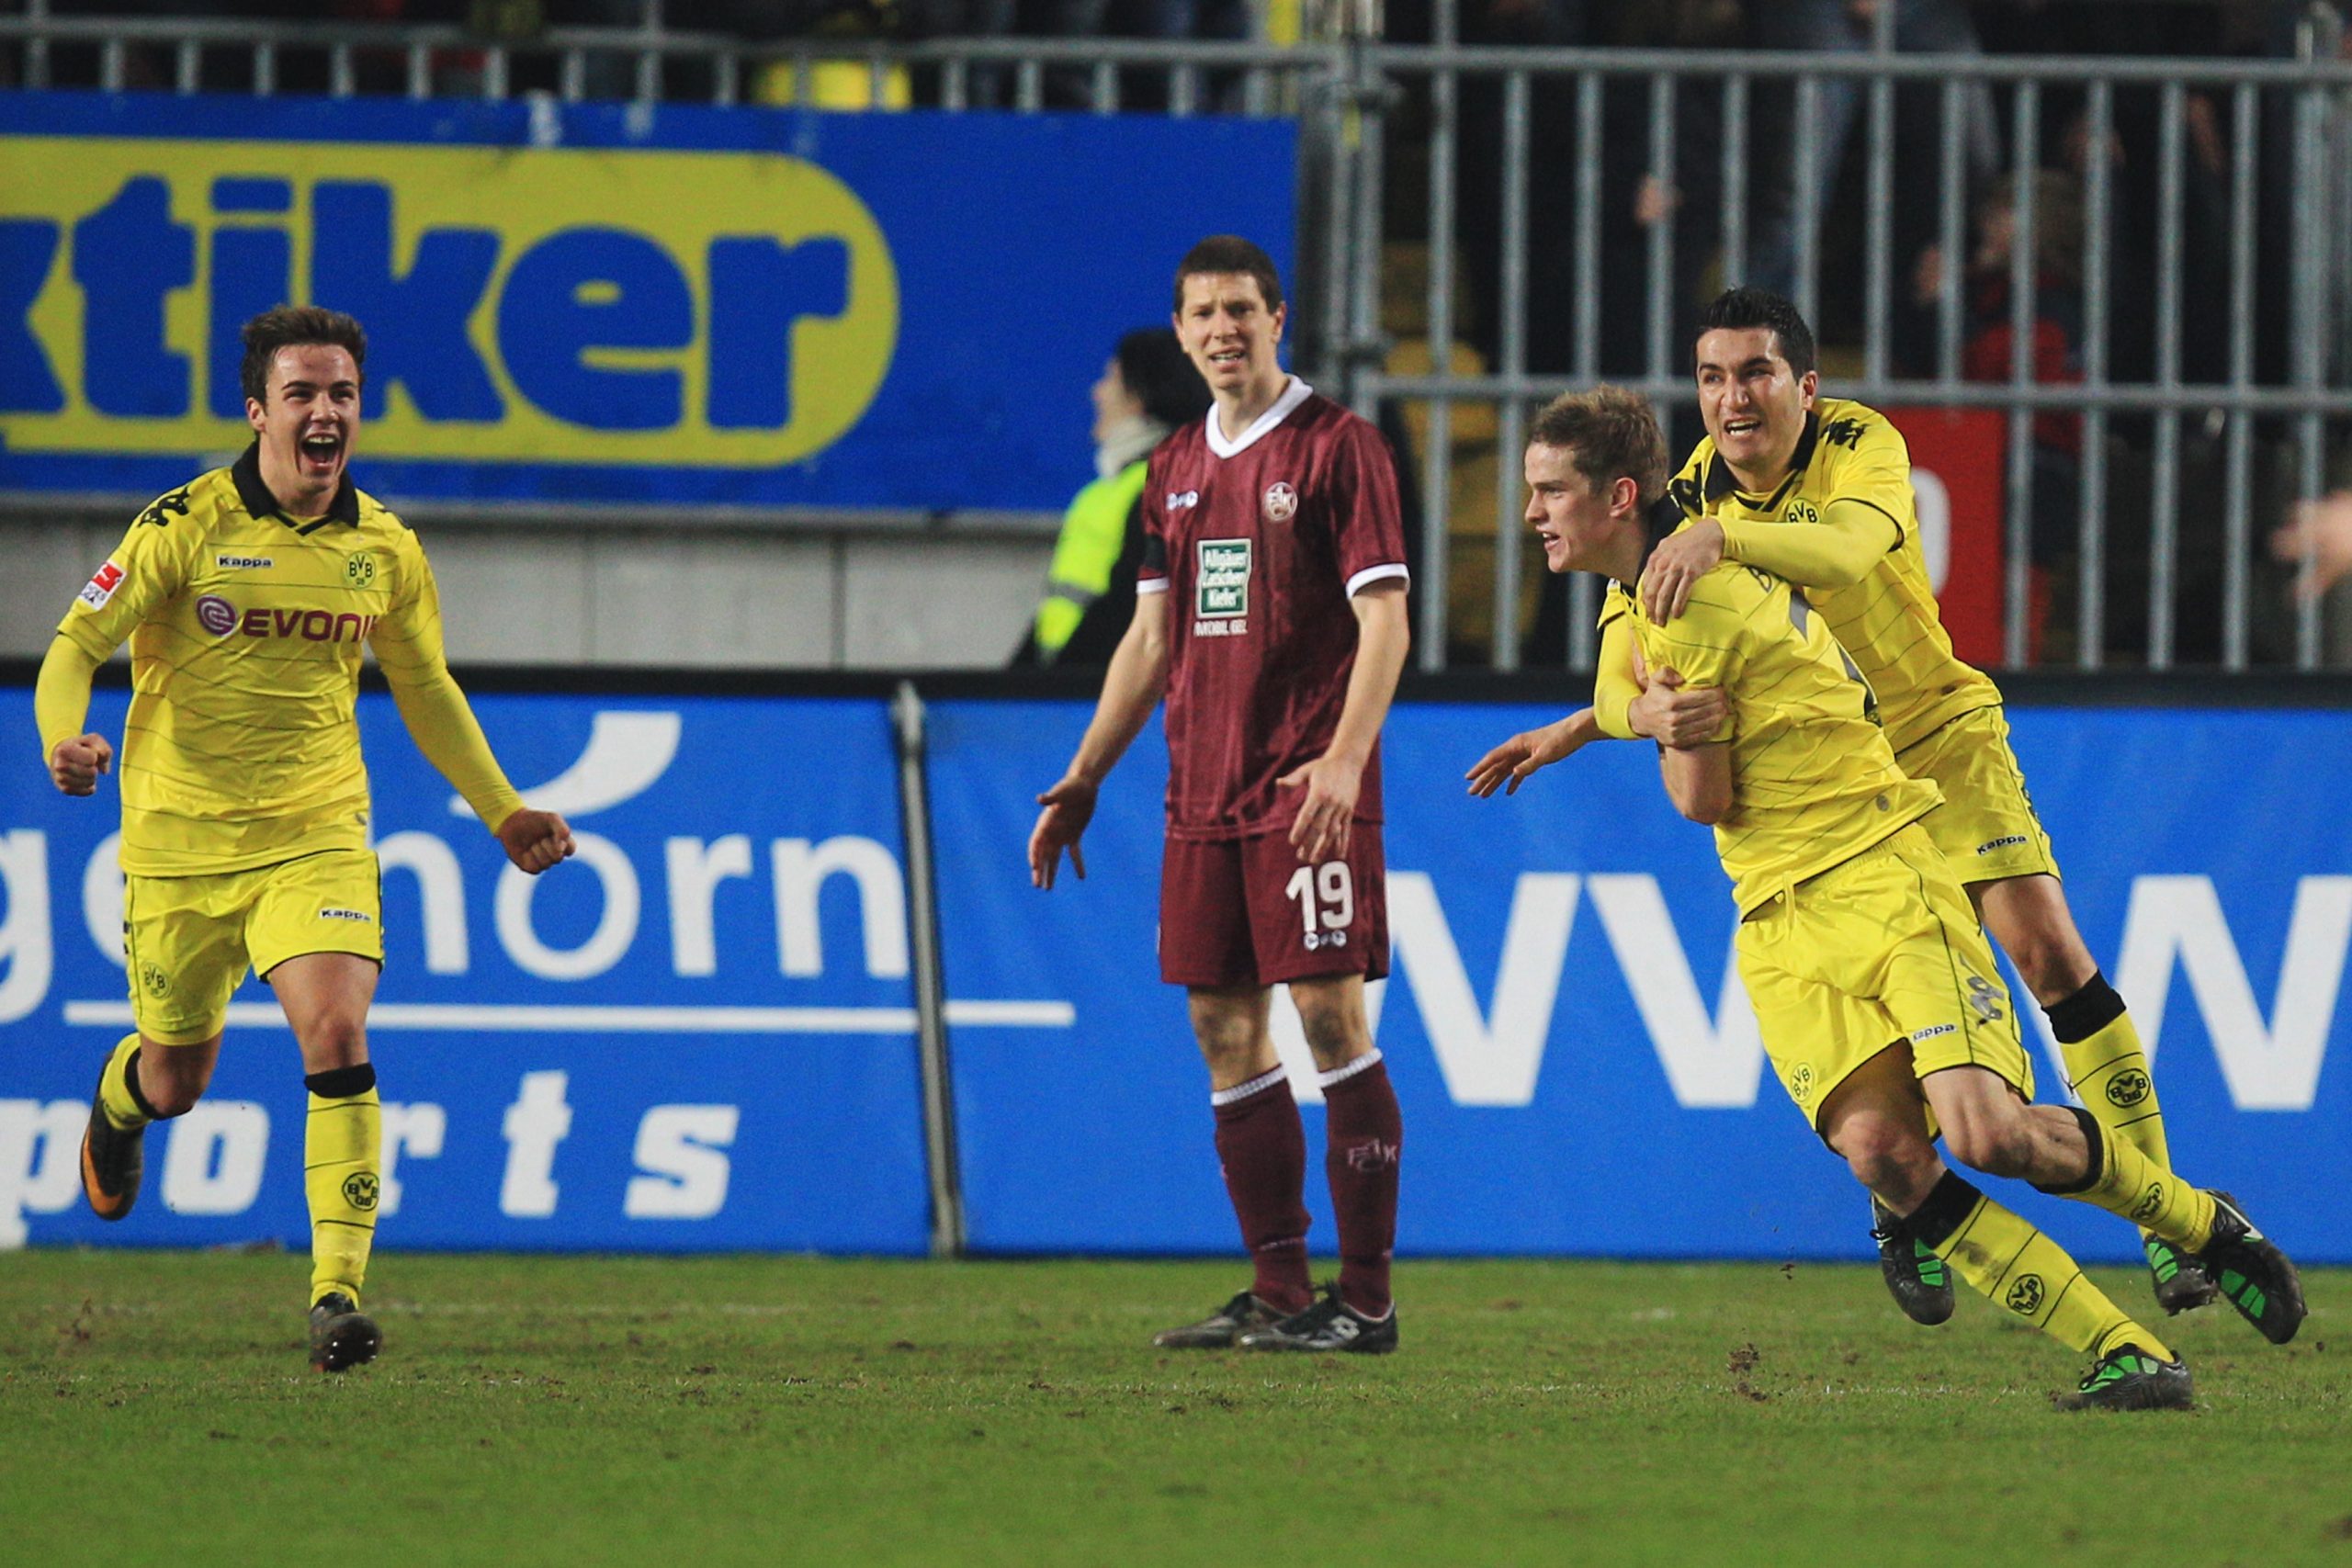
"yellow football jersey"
1668,398,2000,753
54,446,520,875
1603,558,1941,915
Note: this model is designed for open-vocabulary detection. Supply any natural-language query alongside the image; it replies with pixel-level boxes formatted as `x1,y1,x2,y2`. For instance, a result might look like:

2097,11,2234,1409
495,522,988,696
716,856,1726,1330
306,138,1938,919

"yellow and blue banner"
0,92,1296,510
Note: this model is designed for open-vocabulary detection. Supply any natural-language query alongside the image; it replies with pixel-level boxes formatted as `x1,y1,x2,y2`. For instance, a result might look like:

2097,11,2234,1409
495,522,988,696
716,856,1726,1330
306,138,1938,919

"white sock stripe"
1317,1049,1384,1089
1209,1065,1290,1107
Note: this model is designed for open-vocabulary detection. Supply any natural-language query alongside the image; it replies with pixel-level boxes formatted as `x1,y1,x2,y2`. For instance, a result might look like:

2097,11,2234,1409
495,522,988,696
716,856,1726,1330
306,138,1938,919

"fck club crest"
1263,481,1297,524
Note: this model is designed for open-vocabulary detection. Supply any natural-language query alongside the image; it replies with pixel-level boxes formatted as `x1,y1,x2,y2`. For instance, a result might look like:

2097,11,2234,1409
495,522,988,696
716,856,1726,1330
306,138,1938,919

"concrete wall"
0,510,1054,670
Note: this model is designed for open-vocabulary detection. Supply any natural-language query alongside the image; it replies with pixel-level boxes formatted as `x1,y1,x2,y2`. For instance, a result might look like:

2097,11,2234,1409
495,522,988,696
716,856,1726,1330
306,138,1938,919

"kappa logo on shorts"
1912,1023,1958,1042
78,560,126,610
1302,930,1350,953
342,1172,380,1212
2005,1274,2046,1315
138,960,170,998
2106,1068,2153,1109
1262,481,1297,523
318,907,374,924
1976,834,2030,855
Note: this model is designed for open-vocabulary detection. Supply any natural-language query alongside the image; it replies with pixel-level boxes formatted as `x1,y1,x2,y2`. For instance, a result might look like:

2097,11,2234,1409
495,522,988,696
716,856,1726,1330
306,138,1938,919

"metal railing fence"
7,10,2352,670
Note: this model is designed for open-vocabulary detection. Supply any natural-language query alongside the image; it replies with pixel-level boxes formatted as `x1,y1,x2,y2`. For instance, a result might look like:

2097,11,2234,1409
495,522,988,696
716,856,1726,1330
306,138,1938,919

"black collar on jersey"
1702,409,1821,514
232,441,359,535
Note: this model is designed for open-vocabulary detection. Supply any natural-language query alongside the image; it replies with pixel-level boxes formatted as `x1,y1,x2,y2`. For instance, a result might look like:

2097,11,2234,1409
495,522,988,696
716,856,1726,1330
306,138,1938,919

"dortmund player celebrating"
1480,288,2214,1325
38,306,573,1372
1489,386,2302,1410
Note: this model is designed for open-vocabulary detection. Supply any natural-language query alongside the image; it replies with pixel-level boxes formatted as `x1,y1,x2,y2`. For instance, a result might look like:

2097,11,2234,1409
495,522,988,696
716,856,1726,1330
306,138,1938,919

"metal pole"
2150,82,2186,669
1570,69,1602,671
1645,73,1676,385
1863,28,1895,385
1421,30,1459,671
1495,69,1531,671
2223,82,2257,669
2004,82,2039,670
2078,80,2112,670
1793,75,1821,333
1721,74,1748,286
890,682,966,1260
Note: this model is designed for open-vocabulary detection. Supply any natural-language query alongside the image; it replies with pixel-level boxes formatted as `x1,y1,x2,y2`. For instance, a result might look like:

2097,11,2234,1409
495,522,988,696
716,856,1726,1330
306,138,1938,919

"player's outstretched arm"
1466,707,1600,797
2274,492,2352,601
35,635,111,796
1031,591,1170,890
1280,581,1408,863
495,807,575,874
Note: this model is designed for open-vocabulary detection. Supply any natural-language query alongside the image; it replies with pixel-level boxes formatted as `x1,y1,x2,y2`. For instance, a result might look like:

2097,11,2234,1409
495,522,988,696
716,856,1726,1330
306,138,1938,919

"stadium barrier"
4,675,2347,1266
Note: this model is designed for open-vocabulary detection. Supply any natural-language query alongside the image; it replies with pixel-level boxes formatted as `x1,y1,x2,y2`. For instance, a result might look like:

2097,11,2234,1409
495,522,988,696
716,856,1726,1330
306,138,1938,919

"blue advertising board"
0,92,1295,511
0,689,948,1253
927,698,2352,1266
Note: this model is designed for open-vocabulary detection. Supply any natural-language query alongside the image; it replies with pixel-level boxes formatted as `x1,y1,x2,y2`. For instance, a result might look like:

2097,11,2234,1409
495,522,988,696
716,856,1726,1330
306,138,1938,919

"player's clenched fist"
1029,776,1097,889
496,807,575,874
49,733,113,796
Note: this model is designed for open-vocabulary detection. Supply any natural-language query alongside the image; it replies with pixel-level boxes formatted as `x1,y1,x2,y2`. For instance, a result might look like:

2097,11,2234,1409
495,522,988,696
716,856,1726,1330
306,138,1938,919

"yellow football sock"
1905,1170,2173,1362
2047,976,2176,1247
304,1065,382,1308
96,1032,150,1131
2038,1107,2219,1254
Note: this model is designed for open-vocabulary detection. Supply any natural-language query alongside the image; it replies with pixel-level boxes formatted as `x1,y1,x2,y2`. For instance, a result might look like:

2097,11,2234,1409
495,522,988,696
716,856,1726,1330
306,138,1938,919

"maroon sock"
1320,1053,1402,1318
1211,1068,1313,1315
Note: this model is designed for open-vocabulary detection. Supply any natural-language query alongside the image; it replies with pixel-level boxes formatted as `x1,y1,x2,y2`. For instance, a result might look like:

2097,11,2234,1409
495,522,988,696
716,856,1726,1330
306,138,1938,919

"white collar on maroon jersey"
1204,376,1314,460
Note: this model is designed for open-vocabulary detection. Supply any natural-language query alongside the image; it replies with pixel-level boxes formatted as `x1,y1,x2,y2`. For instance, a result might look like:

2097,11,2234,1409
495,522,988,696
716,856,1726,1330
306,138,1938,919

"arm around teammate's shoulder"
1719,497,1896,590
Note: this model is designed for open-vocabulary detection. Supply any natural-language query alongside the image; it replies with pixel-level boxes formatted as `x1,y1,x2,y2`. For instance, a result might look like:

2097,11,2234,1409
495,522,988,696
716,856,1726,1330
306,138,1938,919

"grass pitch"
2,1251,2345,1567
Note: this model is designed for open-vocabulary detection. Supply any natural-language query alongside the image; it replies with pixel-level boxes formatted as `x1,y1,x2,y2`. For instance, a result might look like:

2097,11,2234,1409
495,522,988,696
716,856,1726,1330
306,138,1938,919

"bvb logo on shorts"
139,960,170,998
342,1172,380,1212
2132,1182,2165,1223
344,552,378,589
1789,1063,1815,1103
1262,481,1297,524
1965,976,2005,1023
2106,1069,2153,1109
2005,1274,2046,1315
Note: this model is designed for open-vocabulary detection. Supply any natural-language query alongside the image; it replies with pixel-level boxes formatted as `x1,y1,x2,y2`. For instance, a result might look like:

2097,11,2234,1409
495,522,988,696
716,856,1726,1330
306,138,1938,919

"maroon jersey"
1137,379,1409,840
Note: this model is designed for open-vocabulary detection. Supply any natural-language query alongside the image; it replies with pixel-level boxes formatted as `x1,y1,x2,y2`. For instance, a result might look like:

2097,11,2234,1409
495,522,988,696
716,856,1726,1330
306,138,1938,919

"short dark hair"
1528,385,1669,504
240,305,368,404
1172,235,1284,315
1694,287,1816,377
1114,328,1211,430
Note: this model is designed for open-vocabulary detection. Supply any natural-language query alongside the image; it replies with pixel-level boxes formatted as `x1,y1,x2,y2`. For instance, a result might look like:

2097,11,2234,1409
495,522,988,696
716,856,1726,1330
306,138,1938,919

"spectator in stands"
1013,329,1211,666
1747,0,1995,311
1904,168,2086,571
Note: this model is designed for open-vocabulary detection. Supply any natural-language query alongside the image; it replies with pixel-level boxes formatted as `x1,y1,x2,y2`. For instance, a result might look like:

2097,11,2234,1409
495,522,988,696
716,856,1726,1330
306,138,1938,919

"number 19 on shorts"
1285,862,1354,952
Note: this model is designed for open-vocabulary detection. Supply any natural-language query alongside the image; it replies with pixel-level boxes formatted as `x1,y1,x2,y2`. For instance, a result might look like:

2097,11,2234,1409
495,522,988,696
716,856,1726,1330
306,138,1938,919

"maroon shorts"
1159,826,1390,988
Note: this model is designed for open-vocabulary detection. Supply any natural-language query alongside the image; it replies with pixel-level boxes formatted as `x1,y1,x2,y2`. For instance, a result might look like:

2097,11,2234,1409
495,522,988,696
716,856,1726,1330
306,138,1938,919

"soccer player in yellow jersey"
36,306,575,1372
1481,386,2302,1409
1481,288,2213,1323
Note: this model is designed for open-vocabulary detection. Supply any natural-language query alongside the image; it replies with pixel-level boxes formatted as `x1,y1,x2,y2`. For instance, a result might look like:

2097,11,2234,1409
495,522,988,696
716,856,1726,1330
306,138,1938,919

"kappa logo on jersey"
1166,490,1201,510
215,553,274,570
1822,417,1867,450
77,560,126,609
1263,481,1297,524
1196,539,1251,623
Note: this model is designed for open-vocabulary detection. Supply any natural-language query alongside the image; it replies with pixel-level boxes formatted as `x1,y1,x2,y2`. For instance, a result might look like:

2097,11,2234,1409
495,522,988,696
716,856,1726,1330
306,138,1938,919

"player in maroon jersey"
1028,236,1413,1353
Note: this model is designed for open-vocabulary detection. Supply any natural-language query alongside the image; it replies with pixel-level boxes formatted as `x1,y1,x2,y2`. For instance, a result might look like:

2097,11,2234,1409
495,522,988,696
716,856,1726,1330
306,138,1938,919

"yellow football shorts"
1736,822,2035,1133
1894,705,2060,886
123,849,385,1045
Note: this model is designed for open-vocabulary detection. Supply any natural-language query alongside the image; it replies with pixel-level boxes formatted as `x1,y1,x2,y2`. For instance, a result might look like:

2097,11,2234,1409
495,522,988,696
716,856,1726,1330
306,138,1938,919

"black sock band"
2033,1106,2107,1195
1903,1170,1984,1252
304,1063,377,1099
2044,972,2127,1044
122,1048,163,1122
